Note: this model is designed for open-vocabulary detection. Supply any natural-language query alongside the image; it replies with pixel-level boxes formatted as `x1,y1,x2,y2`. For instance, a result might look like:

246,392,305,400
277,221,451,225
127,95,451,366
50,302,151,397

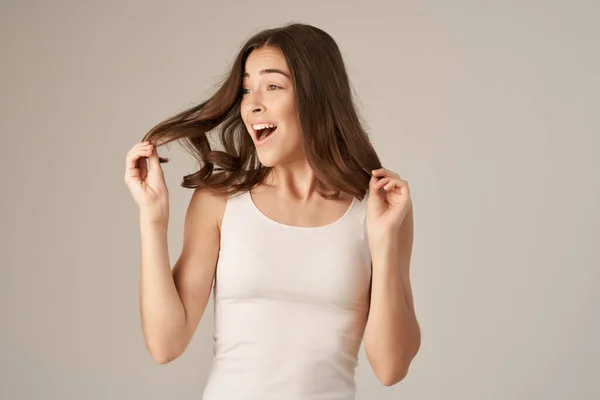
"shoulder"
188,187,229,234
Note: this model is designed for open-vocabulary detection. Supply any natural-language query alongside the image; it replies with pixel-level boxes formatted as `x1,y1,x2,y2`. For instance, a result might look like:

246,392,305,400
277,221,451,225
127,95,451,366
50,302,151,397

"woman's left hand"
366,168,412,241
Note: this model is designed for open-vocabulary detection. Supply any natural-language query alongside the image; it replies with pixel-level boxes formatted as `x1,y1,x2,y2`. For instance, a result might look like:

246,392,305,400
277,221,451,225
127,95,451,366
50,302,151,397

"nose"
249,104,264,113
246,100,265,113
244,90,265,113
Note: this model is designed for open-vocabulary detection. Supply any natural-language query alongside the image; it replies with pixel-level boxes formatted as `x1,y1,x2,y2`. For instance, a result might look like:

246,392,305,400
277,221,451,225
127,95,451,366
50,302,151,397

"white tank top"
202,190,372,400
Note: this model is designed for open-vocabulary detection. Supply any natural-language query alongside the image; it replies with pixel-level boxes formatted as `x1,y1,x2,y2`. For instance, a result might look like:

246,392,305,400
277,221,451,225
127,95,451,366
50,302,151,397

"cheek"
240,98,249,116
284,96,297,117
279,97,299,131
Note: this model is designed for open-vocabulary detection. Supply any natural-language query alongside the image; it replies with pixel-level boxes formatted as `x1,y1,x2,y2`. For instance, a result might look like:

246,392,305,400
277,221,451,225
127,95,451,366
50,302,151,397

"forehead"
243,46,290,78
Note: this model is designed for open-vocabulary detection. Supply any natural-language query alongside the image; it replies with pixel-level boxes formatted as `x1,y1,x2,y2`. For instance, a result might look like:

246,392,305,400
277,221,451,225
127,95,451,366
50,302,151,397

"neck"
263,161,323,202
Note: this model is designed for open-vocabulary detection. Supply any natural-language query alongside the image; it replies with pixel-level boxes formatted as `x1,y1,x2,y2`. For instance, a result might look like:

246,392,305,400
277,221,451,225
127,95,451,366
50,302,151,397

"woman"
124,23,420,399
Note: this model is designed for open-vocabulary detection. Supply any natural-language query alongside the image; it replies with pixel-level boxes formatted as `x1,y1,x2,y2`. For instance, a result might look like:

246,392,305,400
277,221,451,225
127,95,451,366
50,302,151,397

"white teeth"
252,123,277,130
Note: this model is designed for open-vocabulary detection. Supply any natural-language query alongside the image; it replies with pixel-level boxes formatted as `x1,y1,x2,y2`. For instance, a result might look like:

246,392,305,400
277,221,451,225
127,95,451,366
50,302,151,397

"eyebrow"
242,69,291,79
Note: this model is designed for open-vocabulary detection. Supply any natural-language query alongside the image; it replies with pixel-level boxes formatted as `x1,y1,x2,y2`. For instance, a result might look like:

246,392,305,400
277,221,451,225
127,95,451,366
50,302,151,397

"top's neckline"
247,190,357,230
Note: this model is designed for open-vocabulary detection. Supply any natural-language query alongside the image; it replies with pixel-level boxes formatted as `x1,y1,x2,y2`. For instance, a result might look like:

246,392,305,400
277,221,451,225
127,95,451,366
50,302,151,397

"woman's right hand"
124,141,169,223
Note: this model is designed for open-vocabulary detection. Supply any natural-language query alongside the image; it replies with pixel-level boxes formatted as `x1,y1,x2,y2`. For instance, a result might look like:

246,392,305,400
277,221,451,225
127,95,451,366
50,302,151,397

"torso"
249,184,356,228
204,185,372,400
215,183,356,231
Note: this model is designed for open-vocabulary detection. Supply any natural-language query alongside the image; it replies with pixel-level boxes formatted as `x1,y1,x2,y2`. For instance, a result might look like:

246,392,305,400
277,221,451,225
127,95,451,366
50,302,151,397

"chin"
257,155,280,168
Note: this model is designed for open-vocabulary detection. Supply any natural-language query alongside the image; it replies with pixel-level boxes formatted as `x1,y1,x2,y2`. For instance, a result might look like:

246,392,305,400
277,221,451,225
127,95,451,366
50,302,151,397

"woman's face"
240,46,304,167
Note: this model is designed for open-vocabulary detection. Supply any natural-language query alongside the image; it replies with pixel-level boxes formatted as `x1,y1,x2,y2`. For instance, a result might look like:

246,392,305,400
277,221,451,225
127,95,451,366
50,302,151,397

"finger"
369,175,386,199
390,181,410,196
138,143,153,152
383,180,398,191
374,177,392,190
146,145,162,172
383,178,406,191
132,141,152,152
138,149,150,175
372,168,400,179
127,142,153,160
125,147,153,174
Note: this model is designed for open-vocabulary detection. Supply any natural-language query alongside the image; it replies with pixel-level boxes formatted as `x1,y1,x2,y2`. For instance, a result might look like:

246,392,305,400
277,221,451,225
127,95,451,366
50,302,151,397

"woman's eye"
241,85,281,95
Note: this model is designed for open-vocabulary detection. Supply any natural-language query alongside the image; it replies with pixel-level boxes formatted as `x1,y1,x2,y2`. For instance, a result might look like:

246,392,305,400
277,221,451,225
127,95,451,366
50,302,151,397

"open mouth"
255,125,277,141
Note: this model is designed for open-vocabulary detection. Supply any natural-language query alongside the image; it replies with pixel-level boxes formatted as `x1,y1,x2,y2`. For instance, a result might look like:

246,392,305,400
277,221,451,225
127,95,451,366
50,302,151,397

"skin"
239,46,355,225
133,45,419,385
239,46,420,383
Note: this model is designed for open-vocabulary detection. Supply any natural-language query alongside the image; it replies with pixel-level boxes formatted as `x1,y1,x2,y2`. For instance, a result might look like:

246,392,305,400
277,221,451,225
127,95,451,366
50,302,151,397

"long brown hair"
142,23,382,200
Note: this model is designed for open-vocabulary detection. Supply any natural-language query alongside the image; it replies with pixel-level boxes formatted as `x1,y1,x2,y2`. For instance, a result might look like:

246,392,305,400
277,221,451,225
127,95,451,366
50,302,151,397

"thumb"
368,174,387,206
147,146,162,172
369,174,381,196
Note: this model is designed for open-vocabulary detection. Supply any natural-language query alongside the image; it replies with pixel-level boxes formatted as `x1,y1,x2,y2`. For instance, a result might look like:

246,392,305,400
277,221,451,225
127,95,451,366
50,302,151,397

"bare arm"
364,206,421,385
139,188,224,364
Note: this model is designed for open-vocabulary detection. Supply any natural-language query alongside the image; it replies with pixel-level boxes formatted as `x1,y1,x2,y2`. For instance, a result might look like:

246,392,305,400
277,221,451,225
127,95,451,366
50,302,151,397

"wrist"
139,210,169,227
368,230,398,249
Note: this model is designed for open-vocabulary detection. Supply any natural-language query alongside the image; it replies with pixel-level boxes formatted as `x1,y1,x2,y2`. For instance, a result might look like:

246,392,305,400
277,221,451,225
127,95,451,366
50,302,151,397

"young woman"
124,23,420,399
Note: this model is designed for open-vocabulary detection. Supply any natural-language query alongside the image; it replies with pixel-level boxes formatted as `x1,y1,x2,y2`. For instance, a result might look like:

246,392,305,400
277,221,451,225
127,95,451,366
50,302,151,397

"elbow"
150,350,177,365
378,342,420,385
377,332,421,385
146,341,182,365
367,343,418,386
142,327,188,364
369,348,416,386
376,363,410,386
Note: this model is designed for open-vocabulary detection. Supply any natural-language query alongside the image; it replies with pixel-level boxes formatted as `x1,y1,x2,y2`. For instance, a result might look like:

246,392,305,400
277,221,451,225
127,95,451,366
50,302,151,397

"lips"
247,119,279,147
249,126,276,147
250,120,277,125
249,123,274,140
257,126,276,139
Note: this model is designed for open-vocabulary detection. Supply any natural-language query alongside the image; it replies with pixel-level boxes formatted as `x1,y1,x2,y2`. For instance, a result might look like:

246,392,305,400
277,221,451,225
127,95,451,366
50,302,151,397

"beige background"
1,0,598,399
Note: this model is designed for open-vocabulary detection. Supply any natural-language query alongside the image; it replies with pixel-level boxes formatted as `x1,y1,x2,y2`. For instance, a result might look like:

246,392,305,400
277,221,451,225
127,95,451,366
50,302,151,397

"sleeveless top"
202,190,372,400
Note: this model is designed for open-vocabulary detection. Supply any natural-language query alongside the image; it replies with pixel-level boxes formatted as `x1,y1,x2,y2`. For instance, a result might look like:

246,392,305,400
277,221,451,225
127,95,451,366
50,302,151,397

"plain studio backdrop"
1,1,598,399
